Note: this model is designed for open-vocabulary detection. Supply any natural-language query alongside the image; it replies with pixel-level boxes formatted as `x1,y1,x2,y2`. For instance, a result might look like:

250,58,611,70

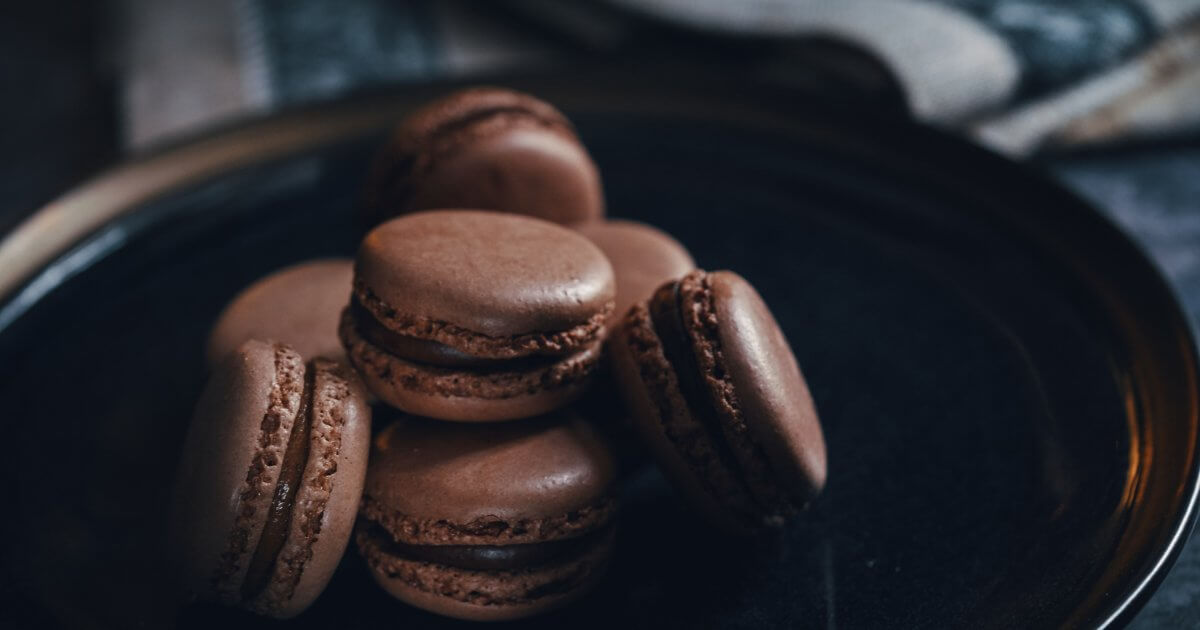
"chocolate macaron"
170,340,371,617
610,270,826,533
364,87,604,226
577,219,695,328
340,210,615,421
356,412,617,621
206,259,353,368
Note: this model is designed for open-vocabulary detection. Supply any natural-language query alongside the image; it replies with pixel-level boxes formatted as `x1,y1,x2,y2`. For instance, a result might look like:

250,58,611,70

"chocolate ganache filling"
366,522,607,571
240,363,317,601
351,298,560,370
648,281,759,517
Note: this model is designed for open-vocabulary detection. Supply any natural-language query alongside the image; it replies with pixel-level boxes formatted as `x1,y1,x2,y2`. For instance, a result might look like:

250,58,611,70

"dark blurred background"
3,0,1200,627
5,1,1199,228
9,0,1199,341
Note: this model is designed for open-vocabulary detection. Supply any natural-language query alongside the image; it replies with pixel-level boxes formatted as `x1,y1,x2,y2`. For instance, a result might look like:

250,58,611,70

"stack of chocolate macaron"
170,87,827,623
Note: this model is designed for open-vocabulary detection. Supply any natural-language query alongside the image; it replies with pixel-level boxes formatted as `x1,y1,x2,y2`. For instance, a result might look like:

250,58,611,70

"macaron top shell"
363,412,616,544
365,87,603,225
355,210,615,339
205,259,352,368
405,124,603,226
709,271,827,498
577,219,695,324
391,87,575,153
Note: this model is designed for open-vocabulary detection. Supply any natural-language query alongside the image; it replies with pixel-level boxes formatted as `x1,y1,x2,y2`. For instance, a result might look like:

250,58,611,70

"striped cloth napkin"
117,0,1200,155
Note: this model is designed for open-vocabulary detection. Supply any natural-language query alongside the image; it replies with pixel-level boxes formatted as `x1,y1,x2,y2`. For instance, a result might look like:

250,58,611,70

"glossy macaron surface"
364,87,604,226
577,219,695,327
354,210,614,341
709,271,827,497
205,259,353,368
362,413,616,529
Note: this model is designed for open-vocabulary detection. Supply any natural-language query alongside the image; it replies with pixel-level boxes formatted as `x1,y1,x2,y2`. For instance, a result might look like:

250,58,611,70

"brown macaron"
169,340,372,618
206,259,353,369
340,210,615,422
363,87,604,226
356,412,617,621
577,219,695,329
610,269,827,533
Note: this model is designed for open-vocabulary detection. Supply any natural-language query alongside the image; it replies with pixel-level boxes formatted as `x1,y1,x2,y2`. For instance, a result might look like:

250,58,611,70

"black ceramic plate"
1,73,1197,629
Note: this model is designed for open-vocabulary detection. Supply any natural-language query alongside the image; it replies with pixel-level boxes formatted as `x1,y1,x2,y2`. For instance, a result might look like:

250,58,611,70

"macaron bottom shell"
340,309,602,421
356,525,615,622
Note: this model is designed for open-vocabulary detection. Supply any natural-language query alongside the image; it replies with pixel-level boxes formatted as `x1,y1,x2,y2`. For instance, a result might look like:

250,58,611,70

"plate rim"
2,71,1197,628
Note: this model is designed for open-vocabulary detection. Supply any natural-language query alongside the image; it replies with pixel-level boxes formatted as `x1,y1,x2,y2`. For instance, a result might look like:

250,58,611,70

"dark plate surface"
1,74,1197,629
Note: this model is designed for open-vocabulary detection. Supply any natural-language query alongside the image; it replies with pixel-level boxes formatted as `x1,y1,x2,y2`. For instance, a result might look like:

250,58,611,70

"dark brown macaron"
609,269,827,533
340,210,615,422
206,259,353,369
169,340,372,618
363,87,604,226
356,411,618,622
577,219,696,329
